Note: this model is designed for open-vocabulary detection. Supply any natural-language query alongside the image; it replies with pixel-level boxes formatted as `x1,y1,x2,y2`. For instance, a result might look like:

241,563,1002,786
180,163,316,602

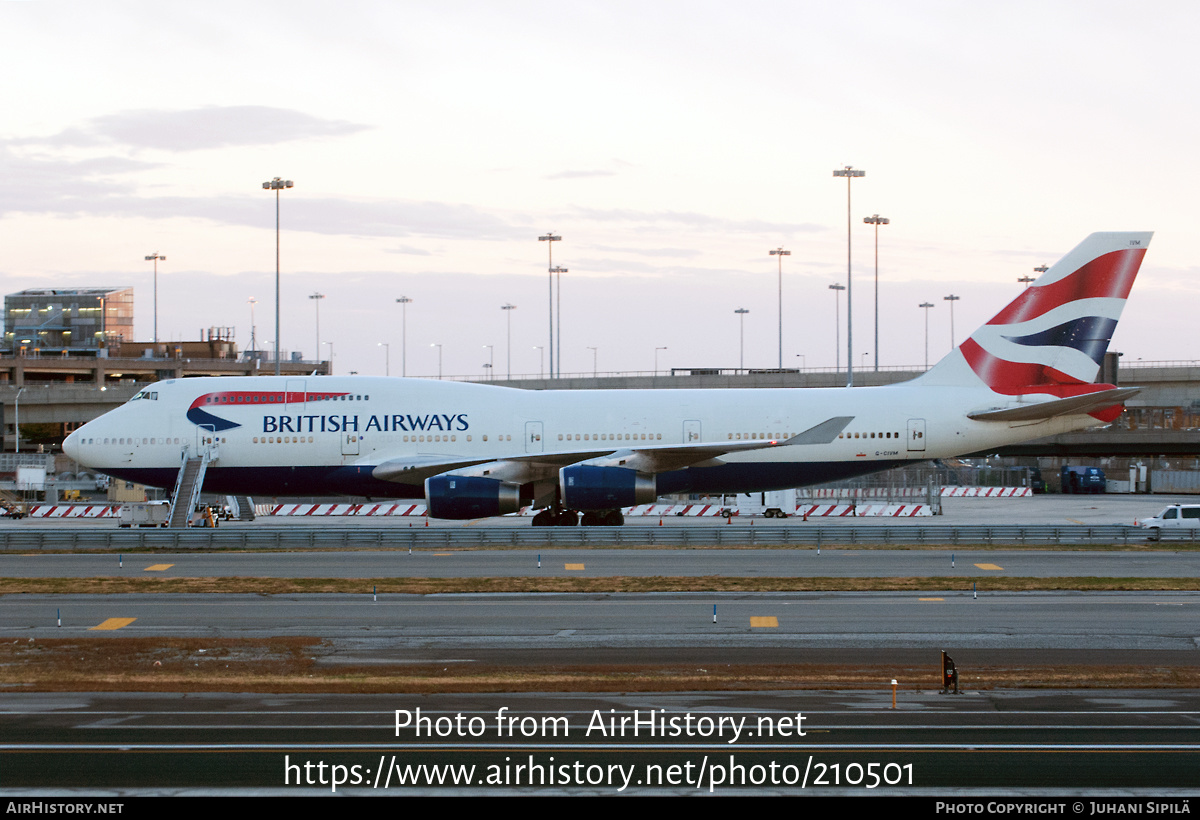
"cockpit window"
128,391,159,402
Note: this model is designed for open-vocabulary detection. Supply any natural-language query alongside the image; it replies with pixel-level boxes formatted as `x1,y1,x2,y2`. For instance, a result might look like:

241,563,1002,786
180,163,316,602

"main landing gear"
531,507,578,527
581,509,624,527
531,507,624,527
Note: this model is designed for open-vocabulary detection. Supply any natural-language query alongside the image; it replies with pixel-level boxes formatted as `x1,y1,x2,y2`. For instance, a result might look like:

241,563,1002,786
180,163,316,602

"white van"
1139,504,1200,540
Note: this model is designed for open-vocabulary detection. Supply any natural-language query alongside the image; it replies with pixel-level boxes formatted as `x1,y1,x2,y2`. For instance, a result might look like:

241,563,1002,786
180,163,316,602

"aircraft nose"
63,427,81,462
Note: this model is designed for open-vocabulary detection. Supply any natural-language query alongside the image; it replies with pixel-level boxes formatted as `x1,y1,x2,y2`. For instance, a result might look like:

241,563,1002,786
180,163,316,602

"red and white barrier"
268,503,428,516
263,501,933,517
804,487,931,499
939,486,1031,497
25,504,119,518
793,503,932,517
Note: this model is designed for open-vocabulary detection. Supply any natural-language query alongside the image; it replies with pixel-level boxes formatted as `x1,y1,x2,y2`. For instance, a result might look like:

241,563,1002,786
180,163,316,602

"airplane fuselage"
64,373,1093,500
63,231,1151,521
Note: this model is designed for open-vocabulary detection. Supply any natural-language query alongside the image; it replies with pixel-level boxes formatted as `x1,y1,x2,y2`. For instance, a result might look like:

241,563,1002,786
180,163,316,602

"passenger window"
1183,509,1200,519
1163,509,1178,520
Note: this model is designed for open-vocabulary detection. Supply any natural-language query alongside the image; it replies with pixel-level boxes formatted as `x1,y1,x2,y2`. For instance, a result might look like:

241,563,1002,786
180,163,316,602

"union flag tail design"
922,232,1151,412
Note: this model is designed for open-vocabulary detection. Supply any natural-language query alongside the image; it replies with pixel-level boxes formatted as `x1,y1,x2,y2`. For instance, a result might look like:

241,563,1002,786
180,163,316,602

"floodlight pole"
538,233,561,378
919,302,935,370
396,296,412,377
145,253,165,346
863,215,889,371
247,297,258,358
944,294,961,349
501,304,516,380
378,342,389,377
832,166,864,386
769,248,790,369
309,292,324,367
262,177,294,376
829,283,845,374
734,308,750,371
551,266,568,378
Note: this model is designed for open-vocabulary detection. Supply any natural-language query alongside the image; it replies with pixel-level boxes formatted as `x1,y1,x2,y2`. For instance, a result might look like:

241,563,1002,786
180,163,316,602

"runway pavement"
3,690,1200,793
5,547,1200,577
6,590,1200,651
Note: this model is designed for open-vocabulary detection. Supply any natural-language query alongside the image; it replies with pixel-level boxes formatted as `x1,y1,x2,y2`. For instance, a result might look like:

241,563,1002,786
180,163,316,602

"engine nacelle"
560,465,657,510
425,475,522,519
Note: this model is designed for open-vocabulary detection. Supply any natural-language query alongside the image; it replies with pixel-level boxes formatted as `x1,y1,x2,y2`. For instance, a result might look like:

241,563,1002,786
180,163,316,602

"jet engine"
425,475,522,519
560,465,657,510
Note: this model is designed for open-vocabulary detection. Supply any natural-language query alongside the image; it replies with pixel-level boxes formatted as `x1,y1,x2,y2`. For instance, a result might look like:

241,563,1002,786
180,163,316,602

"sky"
1,1,1197,380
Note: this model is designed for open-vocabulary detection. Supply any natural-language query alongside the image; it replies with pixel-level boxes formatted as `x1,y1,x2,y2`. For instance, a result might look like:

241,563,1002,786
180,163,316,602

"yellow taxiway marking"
90,618,136,631
974,563,1003,571
919,597,945,601
143,564,174,572
432,553,453,556
565,563,585,571
750,616,779,628
1067,518,1088,525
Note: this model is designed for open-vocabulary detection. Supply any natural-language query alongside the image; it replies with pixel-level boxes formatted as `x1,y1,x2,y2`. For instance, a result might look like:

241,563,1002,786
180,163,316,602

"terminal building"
3,287,133,357
0,286,327,451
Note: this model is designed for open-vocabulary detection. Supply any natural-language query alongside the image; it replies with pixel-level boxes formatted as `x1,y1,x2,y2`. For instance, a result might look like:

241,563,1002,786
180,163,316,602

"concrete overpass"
5,357,1199,457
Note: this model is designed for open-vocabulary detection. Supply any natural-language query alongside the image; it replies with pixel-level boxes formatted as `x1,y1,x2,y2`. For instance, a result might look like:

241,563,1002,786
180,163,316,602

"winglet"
784,416,855,445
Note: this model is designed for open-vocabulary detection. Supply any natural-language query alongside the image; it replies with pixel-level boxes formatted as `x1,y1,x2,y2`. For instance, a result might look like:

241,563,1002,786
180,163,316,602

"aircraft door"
526,421,544,454
285,380,306,410
907,419,926,453
342,432,360,456
196,424,217,456
683,419,702,443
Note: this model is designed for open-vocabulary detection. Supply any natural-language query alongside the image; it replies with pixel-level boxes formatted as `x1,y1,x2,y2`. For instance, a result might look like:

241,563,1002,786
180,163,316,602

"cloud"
570,206,821,235
104,195,525,241
384,245,434,256
587,245,704,258
0,147,152,215
29,106,369,152
0,146,523,239
544,170,618,180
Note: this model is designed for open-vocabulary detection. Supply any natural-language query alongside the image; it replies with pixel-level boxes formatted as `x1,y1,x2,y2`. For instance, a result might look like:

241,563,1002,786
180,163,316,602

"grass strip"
4,637,1200,693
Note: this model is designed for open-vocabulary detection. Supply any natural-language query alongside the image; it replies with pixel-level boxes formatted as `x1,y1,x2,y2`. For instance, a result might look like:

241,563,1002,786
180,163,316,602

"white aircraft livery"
64,231,1151,526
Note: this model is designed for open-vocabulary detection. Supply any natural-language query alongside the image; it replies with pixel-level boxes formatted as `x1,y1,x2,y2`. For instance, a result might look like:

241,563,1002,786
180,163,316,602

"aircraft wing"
371,415,854,485
608,415,854,473
371,450,615,485
966,387,1141,422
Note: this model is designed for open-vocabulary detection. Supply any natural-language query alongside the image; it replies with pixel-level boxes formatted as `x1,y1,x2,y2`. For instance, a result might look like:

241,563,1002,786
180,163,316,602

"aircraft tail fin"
918,232,1151,406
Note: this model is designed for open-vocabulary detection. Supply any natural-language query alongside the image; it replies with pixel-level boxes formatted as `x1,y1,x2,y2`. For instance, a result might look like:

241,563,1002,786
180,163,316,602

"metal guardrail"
0,524,1180,551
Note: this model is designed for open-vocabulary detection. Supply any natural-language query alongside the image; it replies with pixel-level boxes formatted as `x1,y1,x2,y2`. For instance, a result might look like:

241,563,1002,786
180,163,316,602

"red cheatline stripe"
190,390,351,410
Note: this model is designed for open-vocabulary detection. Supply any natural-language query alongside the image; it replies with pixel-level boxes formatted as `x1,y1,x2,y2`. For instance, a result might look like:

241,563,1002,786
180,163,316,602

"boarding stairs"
0,488,26,519
167,446,214,528
226,495,256,521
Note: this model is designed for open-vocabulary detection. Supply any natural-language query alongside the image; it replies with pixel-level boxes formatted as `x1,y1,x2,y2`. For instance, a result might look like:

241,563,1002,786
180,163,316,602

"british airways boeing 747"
64,232,1151,526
